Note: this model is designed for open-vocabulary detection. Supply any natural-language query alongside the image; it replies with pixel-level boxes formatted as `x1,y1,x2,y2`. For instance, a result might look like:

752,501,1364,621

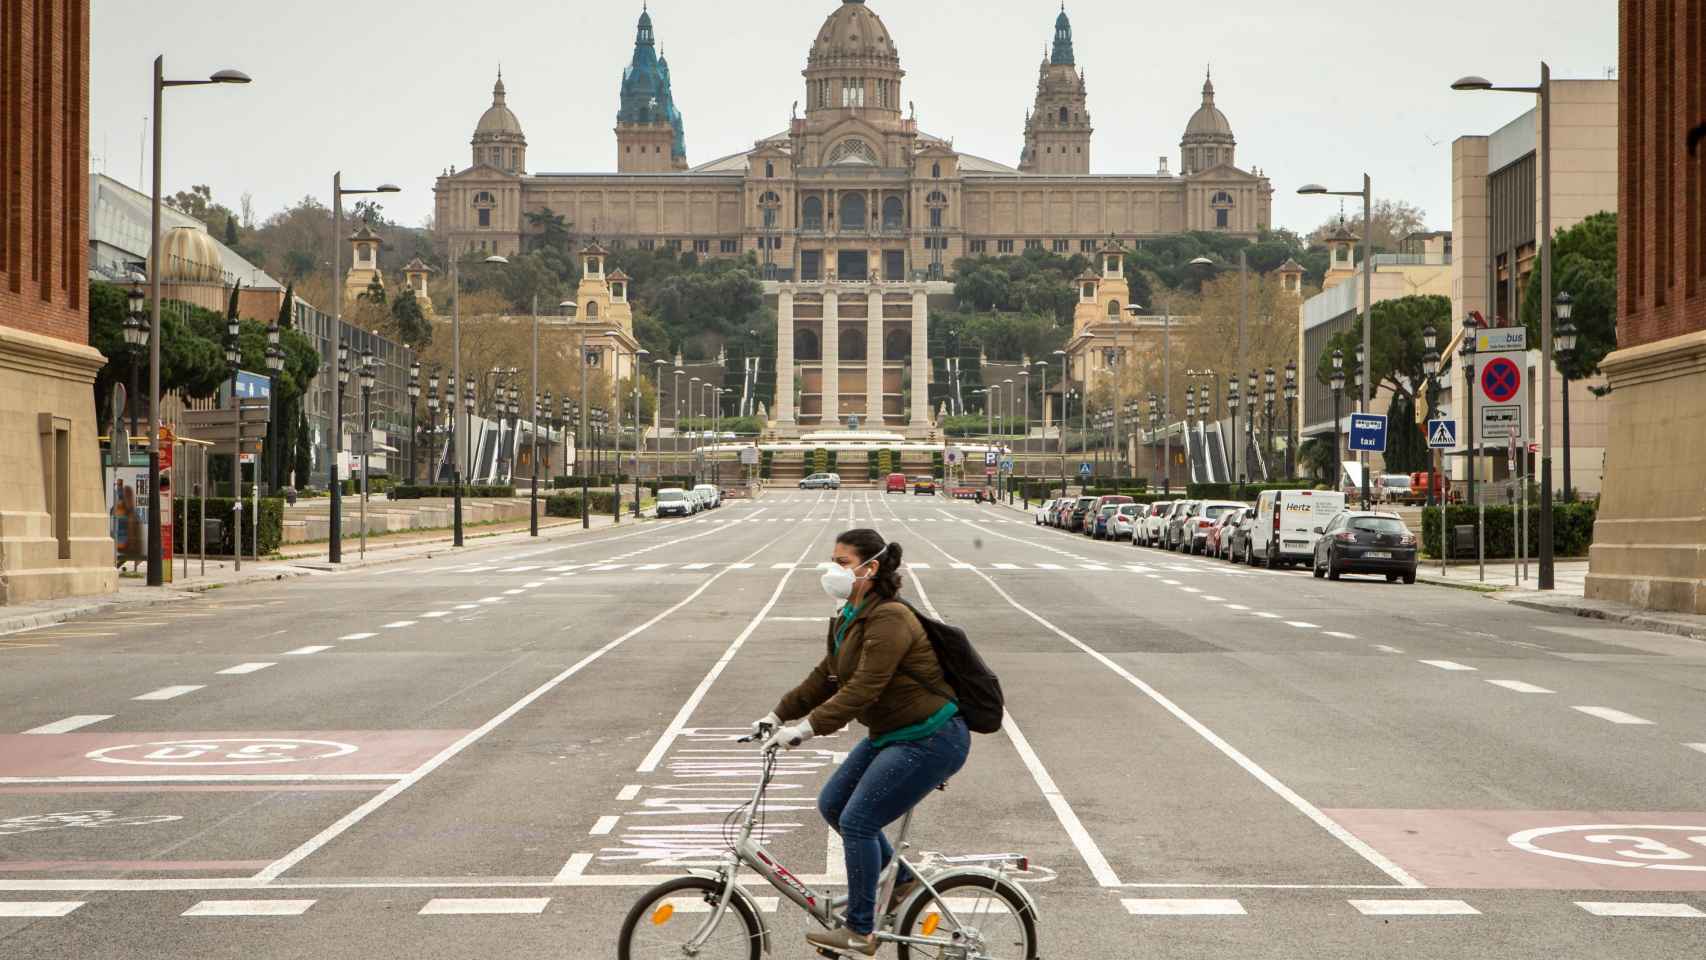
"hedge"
389,484,516,499
175,497,284,556
931,451,945,479
1420,502,1597,559
867,450,880,480
545,492,620,518
1185,480,1318,500
760,450,774,480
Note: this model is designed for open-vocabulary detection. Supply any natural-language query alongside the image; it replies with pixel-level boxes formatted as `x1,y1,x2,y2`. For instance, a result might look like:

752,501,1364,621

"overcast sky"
90,0,1616,237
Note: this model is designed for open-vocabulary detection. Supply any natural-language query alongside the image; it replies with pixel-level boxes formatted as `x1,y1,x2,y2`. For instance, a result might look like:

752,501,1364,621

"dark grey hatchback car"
1312,511,1418,583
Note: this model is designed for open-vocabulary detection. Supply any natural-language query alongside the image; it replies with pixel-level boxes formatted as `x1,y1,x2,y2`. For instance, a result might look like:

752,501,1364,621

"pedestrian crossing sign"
1427,419,1459,449
1078,462,1092,478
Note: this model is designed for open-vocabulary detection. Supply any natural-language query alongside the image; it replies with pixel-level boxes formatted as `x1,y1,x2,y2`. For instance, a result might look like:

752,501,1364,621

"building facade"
433,1,1274,280
0,0,114,603
1586,1,1706,614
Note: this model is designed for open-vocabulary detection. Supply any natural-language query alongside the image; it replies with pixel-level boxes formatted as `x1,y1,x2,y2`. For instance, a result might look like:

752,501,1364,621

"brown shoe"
805,926,879,956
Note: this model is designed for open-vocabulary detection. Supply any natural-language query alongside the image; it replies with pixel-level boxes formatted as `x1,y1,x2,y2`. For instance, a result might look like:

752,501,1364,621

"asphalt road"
1,489,1703,959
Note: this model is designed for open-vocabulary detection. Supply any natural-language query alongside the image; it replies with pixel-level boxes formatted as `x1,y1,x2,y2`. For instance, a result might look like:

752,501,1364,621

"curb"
1498,594,1706,641
1415,575,1506,595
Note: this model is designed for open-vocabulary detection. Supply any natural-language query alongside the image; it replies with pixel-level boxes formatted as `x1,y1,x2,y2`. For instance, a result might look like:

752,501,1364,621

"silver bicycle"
618,726,1040,959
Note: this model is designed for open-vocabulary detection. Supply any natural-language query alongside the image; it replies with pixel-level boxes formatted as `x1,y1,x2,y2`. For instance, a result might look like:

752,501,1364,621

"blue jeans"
817,717,971,934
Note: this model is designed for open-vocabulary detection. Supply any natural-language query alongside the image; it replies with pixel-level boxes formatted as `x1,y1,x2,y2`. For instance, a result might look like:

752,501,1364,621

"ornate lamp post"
406,359,420,486
1421,325,1441,507
427,370,441,485
358,348,376,558
225,317,243,570
1148,395,1160,487
1263,366,1276,482
1053,349,1069,494
265,324,285,493
1283,360,1298,479
1227,376,1240,485
1462,312,1480,508
1554,292,1577,502
1330,348,1346,473
652,358,667,483
122,285,148,439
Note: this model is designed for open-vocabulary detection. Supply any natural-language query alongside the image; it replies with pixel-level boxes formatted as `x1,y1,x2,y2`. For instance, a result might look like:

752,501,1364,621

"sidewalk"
0,509,651,637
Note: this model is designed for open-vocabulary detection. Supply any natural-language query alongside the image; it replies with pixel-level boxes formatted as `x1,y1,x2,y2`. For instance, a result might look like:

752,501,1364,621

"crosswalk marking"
133,685,204,701
183,900,315,917
682,563,713,570
1575,901,1705,918
1350,899,1480,916
1123,898,1245,916
419,898,550,916
0,902,83,917
1572,706,1654,725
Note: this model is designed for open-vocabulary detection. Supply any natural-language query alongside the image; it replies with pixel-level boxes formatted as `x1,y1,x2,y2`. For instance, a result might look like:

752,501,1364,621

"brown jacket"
773,599,954,739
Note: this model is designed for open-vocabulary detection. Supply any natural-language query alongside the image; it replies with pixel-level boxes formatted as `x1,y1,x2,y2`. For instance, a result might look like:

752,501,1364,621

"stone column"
823,288,840,426
909,286,930,431
775,288,796,428
866,290,884,426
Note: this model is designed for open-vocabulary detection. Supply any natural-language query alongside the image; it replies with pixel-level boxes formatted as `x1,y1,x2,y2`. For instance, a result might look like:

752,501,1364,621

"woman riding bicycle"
752,529,970,956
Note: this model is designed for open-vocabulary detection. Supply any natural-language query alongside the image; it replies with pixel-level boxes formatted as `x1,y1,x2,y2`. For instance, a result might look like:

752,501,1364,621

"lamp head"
1188,256,1215,266
1554,290,1574,321
127,284,145,317
1423,324,1438,351
485,255,509,265
1126,304,1143,317
376,184,401,193
559,300,578,318
1331,348,1343,370
226,317,240,339
1450,75,1493,91
210,69,252,84
1296,184,1329,195
1556,320,1578,354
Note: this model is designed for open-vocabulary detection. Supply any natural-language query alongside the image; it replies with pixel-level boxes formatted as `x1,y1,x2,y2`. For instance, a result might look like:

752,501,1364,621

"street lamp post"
652,359,667,484
123,285,148,440
1330,349,1346,474
1453,66,1557,588
1019,368,1030,489
672,368,684,478
1298,177,1374,513
634,349,651,517
1228,377,1240,488
358,349,376,559
688,376,701,483
332,341,350,559
447,254,510,546
266,324,285,493
1034,360,1050,495
427,371,441,485
1283,360,1298,479
406,359,420,486
1354,344,1367,509
1462,313,1479,509
1053,349,1068,494
1555,293,1577,502
1148,398,1160,487
1264,366,1276,483
1422,325,1441,508
1245,369,1258,484
560,395,572,482
1127,301,1169,491
224,316,242,571
146,57,251,587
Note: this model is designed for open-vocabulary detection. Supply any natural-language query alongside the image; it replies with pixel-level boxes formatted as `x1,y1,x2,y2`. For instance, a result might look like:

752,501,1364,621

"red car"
885,472,907,494
1205,510,1241,559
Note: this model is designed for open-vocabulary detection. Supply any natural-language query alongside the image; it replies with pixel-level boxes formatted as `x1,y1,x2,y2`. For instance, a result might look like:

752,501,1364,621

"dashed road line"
133,685,204,701
589,816,619,836
285,646,333,656
23,715,112,735
1123,898,1247,916
1420,660,1476,671
339,633,376,641
1349,899,1480,916
1284,621,1319,629
419,898,550,915
183,900,315,917
0,902,83,917
1485,680,1554,694
1575,901,1704,918
382,621,417,629
218,663,276,676
1571,706,1654,725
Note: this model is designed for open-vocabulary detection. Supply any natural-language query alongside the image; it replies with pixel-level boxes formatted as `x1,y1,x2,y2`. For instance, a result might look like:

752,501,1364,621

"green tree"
224,216,239,247
360,276,387,306
1383,391,1429,474
1313,294,1452,408
390,287,432,347
1519,211,1616,387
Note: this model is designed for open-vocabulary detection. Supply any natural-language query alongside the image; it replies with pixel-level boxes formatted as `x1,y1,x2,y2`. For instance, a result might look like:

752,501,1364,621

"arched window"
1107,300,1121,318
1335,245,1350,263
1211,191,1234,206
926,190,948,205
1081,282,1095,301
929,208,942,228
839,192,867,231
765,161,774,178
827,139,878,166
882,196,904,230
884,328,909,362
840,327,866,361
795,327,821,361
585,301,599,320
1058,106,1069,124
802,196,824,230
931,162,941,179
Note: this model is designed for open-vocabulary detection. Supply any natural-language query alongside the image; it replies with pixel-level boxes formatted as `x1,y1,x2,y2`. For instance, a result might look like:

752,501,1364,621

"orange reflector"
922,912,941,936
651,903,675,925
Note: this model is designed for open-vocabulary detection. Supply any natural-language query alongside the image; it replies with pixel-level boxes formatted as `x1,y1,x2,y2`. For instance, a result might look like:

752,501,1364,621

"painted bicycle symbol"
1508,823,1706,871
0,810,182,837
1481,358,1521,403
86,738,360,766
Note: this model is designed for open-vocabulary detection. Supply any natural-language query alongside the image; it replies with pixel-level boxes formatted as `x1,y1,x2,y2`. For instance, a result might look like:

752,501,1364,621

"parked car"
1066,495,1100,532
1184,501,1248,555
913,475,937,496
692,484,721,509
885,472,908,494
1250,489,1348,567
1377,473,1418,504
1109,503,1142,541
1087,495,1134,538
1224,506,1258,561
1312,511,1418,583
799,473,840,490
1139,501,1174,546
1035,499,1058,525
1162,500,1201,551
1051,498,1075,528
1206,510,1242,559
656,487,695,517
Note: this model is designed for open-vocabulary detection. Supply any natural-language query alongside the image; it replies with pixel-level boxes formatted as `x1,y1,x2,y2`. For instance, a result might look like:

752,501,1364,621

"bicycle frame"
682,742,1028,954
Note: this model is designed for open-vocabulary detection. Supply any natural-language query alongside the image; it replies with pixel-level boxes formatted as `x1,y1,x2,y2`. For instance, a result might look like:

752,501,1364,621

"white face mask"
821,544,887,601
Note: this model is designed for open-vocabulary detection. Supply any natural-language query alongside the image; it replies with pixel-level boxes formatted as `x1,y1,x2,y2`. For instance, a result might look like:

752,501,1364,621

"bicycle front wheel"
896,872,1038,960
617,875,762,960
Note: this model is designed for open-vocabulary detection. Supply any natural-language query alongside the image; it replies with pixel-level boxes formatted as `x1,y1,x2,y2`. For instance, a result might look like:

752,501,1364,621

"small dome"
153,226,224,284
1183,73,1234,140
475,71,525,140
810,0,900,69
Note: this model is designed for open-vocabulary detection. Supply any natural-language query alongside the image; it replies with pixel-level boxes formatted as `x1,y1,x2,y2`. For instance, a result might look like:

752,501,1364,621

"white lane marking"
1419,660,1476,671
1080,564,1110,572
453,604,479,610
1123,898,1246,916
183,899,315,917
1572,706,1654,725
952,562,975,569
1202,595,1226,602
1284,621,1320,629
992,563,1020,570
1253,612,1280,619
1037,563,1065,570
635,564,668,571
682,563,712,570
382,621,417,629
1372,645,1405,654
422,612,449,619
419,898,550,915
616,784,640,801
218,663,275,676
523,582,545,588
1179,587,1202,594
551,852,594,883
23,716,112,735
1575,901,1705,918
504,589,526,595
1687,744,1706,756
1327,632,1360,640
1485,680,1554,694
0,901,83,917
770,563,795,570
590,565,626,572
589,816,619,836
1160,579,1182,585
728,563,754,570
254,528,799,884
284,646,333,657
1349,899,1480,916
132,685,204,701
1224,604,1250,611
339,633,376,641
478,597,504,604
501,565,541,573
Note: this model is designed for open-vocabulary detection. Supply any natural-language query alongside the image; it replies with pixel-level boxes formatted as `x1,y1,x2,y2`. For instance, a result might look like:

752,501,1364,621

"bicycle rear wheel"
618,875,762,960
896,872,1038,960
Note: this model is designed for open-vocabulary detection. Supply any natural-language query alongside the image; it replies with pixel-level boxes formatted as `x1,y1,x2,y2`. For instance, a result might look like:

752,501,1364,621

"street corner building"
0,0,116,604
433,0,1274,436
1585,1,1706,614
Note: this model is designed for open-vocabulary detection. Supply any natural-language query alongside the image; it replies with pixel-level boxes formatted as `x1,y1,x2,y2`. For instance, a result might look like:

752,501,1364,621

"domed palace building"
434,1,1272,436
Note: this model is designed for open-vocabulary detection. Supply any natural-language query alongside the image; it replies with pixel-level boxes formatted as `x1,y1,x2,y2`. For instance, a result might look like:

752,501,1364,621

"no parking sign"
1477,349,1528,443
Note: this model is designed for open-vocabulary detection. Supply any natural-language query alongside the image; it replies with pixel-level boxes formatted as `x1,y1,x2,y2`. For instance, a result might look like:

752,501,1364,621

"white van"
1249,489,1347,567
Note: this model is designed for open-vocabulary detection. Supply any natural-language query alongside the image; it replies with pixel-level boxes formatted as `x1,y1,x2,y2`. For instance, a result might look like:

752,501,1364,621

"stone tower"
472,69,526,174
1019,6,1091,175
344,224,384,301
616,5,689,172
1180,68,1235,175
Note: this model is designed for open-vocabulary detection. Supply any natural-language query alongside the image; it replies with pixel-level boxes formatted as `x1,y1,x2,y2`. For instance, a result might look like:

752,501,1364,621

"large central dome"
809,0,900,69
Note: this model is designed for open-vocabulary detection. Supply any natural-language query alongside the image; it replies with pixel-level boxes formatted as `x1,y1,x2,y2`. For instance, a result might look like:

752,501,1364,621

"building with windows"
433,1,1274,278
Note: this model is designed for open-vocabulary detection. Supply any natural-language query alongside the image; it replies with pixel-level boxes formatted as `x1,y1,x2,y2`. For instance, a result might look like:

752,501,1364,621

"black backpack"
889,599,1006,735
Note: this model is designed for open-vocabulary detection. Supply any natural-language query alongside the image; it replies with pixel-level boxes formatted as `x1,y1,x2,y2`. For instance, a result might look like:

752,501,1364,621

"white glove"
763,719,815,752
748,712,781,739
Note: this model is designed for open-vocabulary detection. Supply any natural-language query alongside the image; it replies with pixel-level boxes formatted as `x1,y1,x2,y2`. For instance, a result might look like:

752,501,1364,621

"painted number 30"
1508,824,1706,871
86,738,360,766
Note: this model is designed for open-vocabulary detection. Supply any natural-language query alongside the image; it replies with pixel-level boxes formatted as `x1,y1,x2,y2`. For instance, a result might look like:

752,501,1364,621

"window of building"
765,161,774,178
932,162,941,179
477,208,490,228
841,77,865,108
1216,208,1229,228
840,327,866,361
1107,300,1121,318
929,208,942,229
796,328,821,361
839,192,867,230
585,301,599,320
1335,245,1348,262
1053,239,1069,253
882,196,904,230
801,250,822,281
721,239,738,254
694,239,710,254
997,239,1015,254
1080,239,1097,253
665,238,682,252
828,139,878,166
1025,239,1043,251
969,239,987,253
640,239,656,251
1059,106,1069,124
885,250,905,281
802,196,824,230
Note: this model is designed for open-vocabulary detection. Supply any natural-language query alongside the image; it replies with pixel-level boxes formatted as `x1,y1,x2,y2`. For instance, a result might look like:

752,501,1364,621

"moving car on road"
913,475,937,496
1251,489,1347,568
885,472,907,494
1138,500,1173,546
655,488,696,518
799,473,841,490
1035,499,1057,525
1313,511,1419,583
